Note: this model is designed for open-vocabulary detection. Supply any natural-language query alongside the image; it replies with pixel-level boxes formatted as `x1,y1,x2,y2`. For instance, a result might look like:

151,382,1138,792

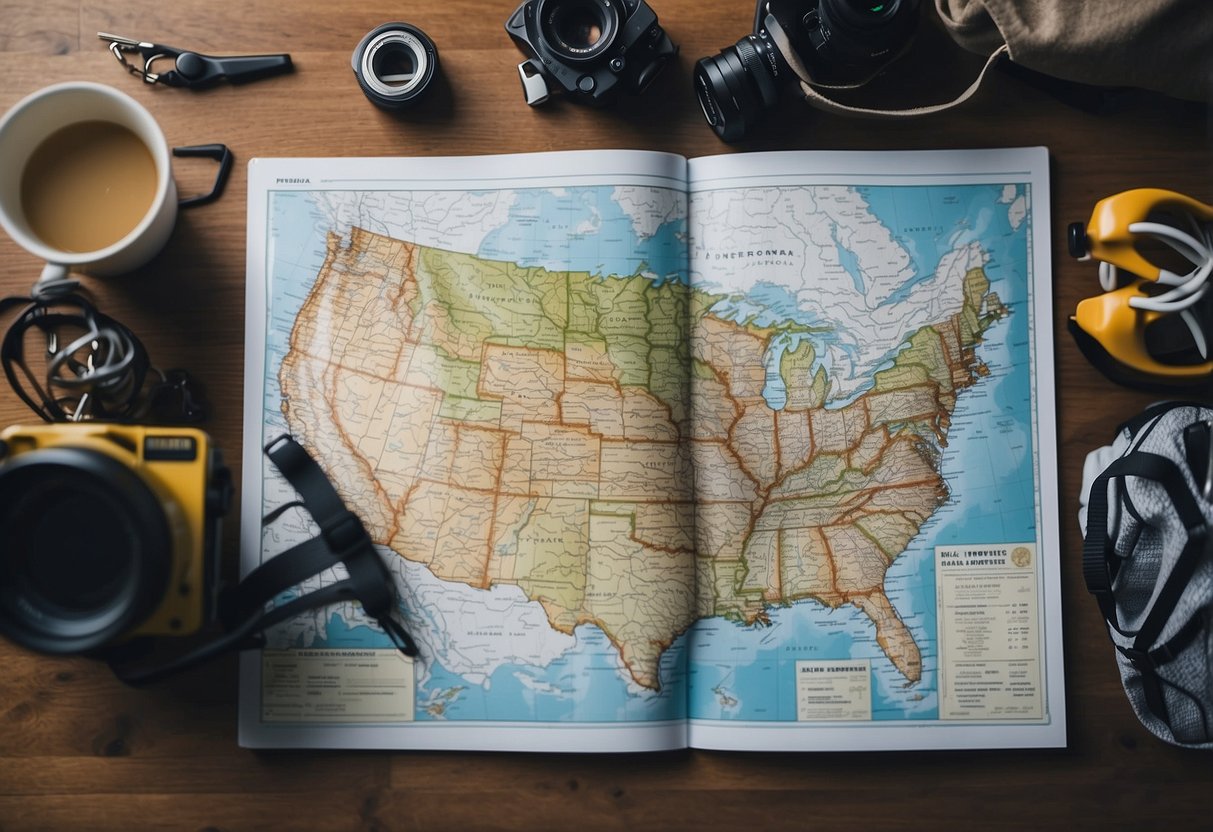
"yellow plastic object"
1083,188,1213,281
0,423,217,637
1071,284,1213,384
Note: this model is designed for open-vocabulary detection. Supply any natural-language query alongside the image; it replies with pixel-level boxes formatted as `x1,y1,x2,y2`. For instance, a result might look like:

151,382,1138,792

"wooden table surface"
1,1,1212,829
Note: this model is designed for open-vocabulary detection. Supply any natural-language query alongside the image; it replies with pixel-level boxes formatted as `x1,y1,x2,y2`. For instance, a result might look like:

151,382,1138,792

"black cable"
0,290,150,422
0,286,207,424
115,582,362,685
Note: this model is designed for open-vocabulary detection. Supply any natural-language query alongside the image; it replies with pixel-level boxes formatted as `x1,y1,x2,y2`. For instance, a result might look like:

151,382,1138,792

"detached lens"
353,23,440,110
0,448,172,654
694,35,781,142
371,42,419,88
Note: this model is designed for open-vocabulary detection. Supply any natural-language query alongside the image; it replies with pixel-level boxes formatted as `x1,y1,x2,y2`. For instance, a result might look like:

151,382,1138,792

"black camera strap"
236,435,418,656
110,435,416,685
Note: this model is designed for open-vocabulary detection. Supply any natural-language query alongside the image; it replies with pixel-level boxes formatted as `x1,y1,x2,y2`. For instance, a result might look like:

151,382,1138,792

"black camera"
505,0,678,106
695,0,920,141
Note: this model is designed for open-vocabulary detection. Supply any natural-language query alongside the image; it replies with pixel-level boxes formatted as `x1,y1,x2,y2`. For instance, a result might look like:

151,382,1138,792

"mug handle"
36,263,73,293
173,144,233,208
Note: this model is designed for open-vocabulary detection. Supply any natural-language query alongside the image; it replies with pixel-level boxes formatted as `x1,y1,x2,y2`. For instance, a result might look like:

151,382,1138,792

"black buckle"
1121,647,1154,672
263,434,293,457
174,144,233,208
323,511,370,559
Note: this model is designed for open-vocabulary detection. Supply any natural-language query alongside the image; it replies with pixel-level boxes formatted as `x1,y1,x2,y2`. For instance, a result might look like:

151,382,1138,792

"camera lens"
0,448,172,654
833,0,900,26
353,23,440,110
694,35,782,142
539,0,619,62
554,6,605,50
372,43,418,87
812,0,918,82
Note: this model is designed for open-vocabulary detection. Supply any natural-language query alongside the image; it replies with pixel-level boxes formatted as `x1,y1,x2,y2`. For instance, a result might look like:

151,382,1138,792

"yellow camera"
0,423,230,655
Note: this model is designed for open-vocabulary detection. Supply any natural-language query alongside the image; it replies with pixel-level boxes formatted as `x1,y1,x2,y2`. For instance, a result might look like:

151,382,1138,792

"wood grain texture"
1,0,1212,829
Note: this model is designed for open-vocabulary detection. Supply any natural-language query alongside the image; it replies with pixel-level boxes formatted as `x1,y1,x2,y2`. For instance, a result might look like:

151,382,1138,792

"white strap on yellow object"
1112,218,1213,361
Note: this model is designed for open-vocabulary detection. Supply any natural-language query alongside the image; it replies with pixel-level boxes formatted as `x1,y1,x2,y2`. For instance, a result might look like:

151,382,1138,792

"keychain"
1068,188,1213,388
99,32,293,89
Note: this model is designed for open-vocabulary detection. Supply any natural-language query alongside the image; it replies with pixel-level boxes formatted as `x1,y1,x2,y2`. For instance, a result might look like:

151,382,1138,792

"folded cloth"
936,0,1213,101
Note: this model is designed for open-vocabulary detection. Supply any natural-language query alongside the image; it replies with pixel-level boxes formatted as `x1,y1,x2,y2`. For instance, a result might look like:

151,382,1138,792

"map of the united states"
279,227,1005,691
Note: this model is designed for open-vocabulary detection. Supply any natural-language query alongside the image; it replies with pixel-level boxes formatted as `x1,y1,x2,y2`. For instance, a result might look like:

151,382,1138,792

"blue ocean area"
688,608,857,721
264,192,333,440
415,625,688,723
308,612,389,648
293,606,691,723
859,185,959,280
477,186,686,284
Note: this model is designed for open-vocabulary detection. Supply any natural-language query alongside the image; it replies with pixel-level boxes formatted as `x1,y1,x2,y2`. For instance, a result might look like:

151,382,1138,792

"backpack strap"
1116,609,1206,728
257,435,415,655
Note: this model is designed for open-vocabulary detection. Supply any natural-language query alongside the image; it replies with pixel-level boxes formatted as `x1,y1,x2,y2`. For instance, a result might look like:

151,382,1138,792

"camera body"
506,0,678,106
0,423,230,655
770,0,920,87
695,0,920,141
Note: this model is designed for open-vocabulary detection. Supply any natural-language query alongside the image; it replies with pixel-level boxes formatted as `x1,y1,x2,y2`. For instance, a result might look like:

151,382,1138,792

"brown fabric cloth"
935,0,1213,101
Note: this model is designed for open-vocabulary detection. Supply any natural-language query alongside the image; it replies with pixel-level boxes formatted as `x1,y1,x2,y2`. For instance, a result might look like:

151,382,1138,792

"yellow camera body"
0,424,229,654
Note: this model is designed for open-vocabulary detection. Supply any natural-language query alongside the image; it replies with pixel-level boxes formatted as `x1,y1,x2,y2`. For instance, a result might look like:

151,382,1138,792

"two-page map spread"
240,149,1063,751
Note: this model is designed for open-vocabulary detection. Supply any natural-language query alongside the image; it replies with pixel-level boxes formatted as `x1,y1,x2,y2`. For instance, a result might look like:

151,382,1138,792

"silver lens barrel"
352,23,440,110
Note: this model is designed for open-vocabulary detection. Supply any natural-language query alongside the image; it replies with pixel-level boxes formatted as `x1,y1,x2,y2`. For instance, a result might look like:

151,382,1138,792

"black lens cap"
1068,222,1090,259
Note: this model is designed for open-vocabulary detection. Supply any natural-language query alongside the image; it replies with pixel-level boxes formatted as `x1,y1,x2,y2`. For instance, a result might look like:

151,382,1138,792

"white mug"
0,81,223,285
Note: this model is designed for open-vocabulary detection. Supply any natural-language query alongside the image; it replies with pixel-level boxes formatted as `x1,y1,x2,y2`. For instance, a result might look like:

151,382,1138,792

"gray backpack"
1080,402,1213,747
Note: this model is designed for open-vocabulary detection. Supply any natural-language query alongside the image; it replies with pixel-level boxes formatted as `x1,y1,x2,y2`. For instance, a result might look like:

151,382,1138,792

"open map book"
240,147,1063,751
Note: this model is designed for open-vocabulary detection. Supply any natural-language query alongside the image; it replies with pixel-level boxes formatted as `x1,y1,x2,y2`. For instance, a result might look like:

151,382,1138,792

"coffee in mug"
21,120,159,254
0,82,179,283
